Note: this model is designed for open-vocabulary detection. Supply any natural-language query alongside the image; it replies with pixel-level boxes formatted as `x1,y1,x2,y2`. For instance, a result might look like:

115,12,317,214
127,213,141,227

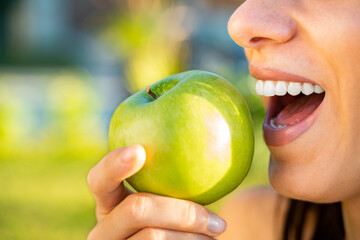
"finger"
87,145,146,220
127,227,216,240
89,193,227,240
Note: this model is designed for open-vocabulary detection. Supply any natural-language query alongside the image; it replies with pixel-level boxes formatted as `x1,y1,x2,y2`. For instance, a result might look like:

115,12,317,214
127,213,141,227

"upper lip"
249,64,319,86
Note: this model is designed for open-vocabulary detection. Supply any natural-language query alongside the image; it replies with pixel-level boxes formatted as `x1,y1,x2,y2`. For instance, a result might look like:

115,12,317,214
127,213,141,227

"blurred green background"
0,0,269,239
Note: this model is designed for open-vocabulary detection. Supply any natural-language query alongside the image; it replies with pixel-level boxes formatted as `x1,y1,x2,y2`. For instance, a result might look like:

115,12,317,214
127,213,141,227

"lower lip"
263,96,324,146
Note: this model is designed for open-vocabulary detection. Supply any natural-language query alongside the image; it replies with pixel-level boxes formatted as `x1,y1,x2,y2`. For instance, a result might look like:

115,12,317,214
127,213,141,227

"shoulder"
217,186,290,240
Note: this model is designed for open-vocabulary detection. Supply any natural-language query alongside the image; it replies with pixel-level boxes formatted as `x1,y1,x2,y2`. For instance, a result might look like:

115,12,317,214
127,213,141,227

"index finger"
87,145,146,221
89,193,227,240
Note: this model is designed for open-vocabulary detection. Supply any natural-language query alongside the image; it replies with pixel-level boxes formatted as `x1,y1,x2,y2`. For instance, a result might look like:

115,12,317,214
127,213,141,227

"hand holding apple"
87,145,228,239
109,70,254,205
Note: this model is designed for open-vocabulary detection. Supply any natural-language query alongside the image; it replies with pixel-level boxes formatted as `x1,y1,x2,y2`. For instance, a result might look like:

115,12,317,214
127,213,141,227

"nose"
228,0,297,49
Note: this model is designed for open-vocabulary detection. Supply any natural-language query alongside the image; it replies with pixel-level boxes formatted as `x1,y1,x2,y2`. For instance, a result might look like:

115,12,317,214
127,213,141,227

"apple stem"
146,85,158,99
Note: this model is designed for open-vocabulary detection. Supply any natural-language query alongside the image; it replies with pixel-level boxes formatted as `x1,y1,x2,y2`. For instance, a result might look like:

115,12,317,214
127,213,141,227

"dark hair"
282,199,345,240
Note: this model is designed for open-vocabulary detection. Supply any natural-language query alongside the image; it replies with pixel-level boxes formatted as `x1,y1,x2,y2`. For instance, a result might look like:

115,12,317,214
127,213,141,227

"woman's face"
228,0,360,203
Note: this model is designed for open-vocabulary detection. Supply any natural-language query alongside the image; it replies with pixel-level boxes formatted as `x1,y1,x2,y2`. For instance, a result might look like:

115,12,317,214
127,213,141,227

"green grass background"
0,69,269,239
0,0,270,235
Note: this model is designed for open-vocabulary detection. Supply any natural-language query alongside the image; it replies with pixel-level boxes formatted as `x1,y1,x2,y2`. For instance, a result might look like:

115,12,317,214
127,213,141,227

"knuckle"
182,201,199,228
123,193,151,223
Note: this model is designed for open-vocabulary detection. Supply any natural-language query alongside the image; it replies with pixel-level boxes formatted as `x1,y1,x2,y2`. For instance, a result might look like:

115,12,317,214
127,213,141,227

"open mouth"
255,80,326,146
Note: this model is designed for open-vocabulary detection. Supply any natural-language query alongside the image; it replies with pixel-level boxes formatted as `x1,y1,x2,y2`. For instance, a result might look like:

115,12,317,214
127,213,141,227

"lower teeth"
270,118,287,129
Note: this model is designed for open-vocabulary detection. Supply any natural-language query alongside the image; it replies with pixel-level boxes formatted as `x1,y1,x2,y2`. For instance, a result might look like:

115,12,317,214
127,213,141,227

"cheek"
314,8,360,161
302,3,360,84
244,49,253,62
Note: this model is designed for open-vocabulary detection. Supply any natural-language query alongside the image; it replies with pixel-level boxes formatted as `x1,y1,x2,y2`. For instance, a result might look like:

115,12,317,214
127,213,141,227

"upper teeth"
255,80,324,96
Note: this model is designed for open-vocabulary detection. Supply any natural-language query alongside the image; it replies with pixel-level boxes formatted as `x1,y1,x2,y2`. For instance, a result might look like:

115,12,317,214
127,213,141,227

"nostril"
249,37,270,45
250,37,263,43
249,37,274,48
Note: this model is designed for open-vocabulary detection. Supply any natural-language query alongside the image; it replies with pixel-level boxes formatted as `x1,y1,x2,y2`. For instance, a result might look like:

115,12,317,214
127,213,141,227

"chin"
268,153,345,204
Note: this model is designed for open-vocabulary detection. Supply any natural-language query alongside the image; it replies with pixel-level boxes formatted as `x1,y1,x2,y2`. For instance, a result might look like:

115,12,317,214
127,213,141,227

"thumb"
88,144,146,221
117,144,147,180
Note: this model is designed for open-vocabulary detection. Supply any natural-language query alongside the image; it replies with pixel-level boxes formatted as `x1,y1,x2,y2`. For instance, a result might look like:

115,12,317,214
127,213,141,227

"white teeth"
275,81,287,96
288,82,302,96
255,80,325,97
263,81,276,96
255,80,264,95
270,118,287,129
314,85,325,93
301,83,314,95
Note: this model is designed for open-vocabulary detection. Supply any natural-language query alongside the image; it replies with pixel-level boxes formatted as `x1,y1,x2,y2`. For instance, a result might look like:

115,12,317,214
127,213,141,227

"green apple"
109,70,254,205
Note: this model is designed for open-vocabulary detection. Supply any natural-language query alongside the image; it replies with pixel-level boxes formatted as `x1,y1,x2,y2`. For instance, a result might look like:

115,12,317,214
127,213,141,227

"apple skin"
109,70,254,205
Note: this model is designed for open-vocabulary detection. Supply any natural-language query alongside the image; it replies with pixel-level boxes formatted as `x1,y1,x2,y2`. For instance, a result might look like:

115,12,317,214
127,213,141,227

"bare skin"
88,0,360,239
87,145,226,240
217,187,319,240
218,187,289,240
226,0,360,239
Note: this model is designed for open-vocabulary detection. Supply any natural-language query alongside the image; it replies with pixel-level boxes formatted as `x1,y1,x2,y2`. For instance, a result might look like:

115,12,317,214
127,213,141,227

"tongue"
273,93,324,126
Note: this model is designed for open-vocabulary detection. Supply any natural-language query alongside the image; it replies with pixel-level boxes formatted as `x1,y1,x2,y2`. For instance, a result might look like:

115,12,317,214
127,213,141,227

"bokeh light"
0,0,269,239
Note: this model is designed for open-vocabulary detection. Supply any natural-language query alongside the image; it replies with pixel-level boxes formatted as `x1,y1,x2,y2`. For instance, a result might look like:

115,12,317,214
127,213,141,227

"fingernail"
122,146,137,163
207,212,227,235
122,145,146,164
